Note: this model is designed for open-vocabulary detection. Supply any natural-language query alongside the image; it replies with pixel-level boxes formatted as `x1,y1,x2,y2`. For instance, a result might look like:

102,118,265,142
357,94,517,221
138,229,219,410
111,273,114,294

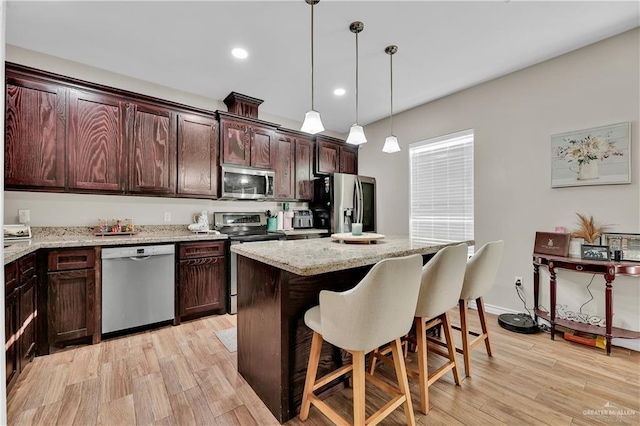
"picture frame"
551,122,630,188
601,233,640,262
580,244,610,261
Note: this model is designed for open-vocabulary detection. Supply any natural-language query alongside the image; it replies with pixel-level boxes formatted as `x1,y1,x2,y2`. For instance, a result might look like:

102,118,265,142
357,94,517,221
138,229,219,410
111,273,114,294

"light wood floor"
7,310,640,425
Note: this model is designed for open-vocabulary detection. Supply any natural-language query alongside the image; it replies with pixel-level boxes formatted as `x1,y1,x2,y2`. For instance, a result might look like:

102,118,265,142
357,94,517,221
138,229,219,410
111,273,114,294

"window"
409,129,474,250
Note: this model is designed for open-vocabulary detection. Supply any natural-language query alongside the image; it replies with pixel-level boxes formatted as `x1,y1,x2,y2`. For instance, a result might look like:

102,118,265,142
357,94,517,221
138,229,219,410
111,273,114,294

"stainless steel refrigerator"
311,173,376,234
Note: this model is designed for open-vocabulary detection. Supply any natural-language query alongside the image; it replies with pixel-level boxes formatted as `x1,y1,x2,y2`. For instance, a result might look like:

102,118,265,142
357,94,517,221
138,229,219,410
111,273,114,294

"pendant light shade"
346,21,367,145
382,45,400,153
382,135,400,153
301,110,324,134
301,0,324,134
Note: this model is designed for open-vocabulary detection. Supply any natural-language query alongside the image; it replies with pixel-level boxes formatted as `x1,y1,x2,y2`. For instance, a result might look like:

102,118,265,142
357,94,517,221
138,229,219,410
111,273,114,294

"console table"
533,254,640,355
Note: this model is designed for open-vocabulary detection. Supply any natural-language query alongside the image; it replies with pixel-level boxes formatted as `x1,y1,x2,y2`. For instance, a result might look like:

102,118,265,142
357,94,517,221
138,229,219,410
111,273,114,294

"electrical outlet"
18,209,30,224
515,276,523,287
164,212,171,222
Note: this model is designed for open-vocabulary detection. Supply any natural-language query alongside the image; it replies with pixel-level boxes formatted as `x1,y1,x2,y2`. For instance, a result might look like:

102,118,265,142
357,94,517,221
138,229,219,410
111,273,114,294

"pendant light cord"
355,29,359,123
390,52,393,135
310,2,315,110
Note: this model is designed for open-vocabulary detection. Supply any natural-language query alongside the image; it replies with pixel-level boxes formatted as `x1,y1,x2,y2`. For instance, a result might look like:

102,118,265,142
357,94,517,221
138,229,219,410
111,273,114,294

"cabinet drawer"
48,249,96,271
179,241,226,259
5,262,18,293
18,253,37,282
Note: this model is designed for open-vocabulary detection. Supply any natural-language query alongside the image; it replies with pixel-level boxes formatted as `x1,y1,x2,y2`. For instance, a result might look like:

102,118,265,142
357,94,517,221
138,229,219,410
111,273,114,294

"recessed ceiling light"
232,48,248,59
333,88,346,96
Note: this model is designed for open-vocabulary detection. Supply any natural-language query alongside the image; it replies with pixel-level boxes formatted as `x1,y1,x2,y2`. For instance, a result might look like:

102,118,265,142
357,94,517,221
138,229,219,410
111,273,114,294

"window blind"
409,129,474,247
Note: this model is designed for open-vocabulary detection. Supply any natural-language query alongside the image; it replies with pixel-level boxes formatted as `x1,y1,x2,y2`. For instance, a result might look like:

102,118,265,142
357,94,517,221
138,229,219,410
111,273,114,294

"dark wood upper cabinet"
274,133,295,199
68,90,126,192
177,113,219,198
220,114,277,169
295,136,314,200
315,135,358,176
221,118,251,166
250,125,275,169
315,137,340,175
340,145,358,175
5,75,66,189
128,102,176,194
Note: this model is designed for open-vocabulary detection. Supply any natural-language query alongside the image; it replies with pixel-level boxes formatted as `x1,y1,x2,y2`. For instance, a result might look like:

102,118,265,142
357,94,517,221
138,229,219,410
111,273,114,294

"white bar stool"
370,243,468,414
457,240,504,377
299,254,423,425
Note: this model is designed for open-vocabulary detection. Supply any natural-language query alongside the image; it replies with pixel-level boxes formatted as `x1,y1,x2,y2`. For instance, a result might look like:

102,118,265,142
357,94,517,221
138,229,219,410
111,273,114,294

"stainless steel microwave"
220,165,274,200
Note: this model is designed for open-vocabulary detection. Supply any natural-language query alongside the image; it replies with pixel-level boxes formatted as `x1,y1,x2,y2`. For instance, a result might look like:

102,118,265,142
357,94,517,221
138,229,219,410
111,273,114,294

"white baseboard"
468,301,640,353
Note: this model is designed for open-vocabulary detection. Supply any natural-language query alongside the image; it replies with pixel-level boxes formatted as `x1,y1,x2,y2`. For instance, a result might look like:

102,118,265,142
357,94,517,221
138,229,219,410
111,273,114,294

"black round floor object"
497,313,539,334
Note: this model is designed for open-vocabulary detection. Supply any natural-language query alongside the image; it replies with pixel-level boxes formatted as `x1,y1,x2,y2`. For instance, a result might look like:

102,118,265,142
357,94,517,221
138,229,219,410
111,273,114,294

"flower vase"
577,161,599,180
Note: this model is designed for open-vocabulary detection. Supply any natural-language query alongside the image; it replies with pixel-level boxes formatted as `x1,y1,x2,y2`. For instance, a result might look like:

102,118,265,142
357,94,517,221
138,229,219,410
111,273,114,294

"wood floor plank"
169,392,197,426
42,363,71,405
127,342,161,379
13,407,37,426
215,404,259,426
100,358,133,404
194,364,243,417
72,378,100,425
55,382,83,425
179,337,219,373
152,327,183,360
97,394,136,426
184,384,220,425
158,354,198,396
67,345,101,385
132,372,172,424
31,401,63,425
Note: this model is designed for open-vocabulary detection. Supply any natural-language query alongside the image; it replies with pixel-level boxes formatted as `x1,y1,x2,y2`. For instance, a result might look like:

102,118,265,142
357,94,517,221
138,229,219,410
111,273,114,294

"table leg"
605,276,613,356
533,263,539,323
549,265,557,341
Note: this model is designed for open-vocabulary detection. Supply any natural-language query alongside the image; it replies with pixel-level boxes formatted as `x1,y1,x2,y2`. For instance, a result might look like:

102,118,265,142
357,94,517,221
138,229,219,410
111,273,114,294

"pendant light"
346,21,367,145
382,45,400,153
300,0,325,134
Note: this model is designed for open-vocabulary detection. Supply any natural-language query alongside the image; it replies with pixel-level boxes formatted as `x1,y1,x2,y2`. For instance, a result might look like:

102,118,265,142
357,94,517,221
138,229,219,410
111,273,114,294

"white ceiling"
5,1,639,133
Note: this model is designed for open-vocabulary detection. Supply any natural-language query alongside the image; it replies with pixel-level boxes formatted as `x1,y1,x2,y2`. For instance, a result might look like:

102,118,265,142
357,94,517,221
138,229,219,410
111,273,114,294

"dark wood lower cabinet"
178,241,227,321
5,253,38,392
46,249,97,349
47,269,95,346
5,286,19,390
19,275,37,371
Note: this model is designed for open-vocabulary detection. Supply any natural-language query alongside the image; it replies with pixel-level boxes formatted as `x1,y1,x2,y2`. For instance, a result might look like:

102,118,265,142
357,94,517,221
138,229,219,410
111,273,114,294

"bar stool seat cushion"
304,306,322,334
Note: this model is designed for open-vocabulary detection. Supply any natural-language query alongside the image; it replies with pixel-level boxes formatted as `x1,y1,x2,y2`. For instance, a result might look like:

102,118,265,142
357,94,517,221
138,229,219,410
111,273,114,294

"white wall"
359,28,640,347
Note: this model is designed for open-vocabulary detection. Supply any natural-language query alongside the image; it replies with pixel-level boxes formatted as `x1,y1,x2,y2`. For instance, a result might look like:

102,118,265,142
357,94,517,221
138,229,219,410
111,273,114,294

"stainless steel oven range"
214,212,286,314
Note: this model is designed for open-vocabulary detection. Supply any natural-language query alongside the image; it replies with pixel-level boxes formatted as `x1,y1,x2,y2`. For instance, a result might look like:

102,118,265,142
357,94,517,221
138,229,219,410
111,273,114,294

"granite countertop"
3,225,228,265
231,235,474,276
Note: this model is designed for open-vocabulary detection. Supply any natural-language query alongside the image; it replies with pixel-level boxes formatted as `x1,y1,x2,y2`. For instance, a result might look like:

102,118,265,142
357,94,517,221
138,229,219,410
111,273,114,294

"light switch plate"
164,212,171,222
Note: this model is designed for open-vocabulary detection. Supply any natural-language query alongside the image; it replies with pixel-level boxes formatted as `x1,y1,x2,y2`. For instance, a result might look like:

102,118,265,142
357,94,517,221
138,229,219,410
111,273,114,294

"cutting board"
330,232,385,244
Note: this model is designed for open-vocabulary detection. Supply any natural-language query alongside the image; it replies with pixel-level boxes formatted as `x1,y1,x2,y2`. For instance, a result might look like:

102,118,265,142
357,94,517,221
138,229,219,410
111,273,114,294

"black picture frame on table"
602,233,640,262
580,244,610,261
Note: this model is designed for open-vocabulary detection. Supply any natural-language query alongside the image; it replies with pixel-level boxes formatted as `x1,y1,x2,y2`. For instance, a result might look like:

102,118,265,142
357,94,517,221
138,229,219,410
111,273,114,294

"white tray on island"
330,232,385,244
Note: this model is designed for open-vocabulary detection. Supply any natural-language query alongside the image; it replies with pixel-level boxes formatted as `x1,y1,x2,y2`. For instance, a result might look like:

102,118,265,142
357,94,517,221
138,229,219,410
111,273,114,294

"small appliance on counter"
3,224,32,241
293,210,314,229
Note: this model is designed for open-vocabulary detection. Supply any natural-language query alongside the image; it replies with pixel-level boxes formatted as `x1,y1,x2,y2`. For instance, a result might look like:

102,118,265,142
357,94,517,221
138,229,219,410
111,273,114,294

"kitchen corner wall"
3,45,326,226
359,28,640,348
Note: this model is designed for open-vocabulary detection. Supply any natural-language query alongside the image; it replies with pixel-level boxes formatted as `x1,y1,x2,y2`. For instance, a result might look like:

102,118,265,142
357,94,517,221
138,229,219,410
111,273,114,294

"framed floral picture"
551,122,630,188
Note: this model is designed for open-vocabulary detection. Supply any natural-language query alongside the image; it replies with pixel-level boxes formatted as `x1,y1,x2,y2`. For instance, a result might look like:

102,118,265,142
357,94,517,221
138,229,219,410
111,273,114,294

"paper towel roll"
276,211,284,231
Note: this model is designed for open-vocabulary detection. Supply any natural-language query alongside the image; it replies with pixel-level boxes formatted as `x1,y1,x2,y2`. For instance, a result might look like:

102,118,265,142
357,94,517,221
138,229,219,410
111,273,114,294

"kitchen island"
231,236,472,423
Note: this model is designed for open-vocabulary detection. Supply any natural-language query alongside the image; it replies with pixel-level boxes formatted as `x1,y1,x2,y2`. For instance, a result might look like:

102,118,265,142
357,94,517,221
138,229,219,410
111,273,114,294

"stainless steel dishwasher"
101,244,175,334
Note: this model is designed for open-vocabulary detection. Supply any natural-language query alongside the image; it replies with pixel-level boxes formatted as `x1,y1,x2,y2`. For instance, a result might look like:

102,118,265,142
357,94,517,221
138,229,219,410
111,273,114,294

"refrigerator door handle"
360,178,365,223
355,177,363,224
